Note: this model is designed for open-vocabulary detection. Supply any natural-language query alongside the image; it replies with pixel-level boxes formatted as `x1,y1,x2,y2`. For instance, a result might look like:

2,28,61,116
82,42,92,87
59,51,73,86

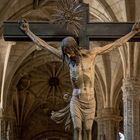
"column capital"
123,77,140,87
122,77,140,99
95,108,122,122
0,38,16,47
0,108,16,127
0,109,15,140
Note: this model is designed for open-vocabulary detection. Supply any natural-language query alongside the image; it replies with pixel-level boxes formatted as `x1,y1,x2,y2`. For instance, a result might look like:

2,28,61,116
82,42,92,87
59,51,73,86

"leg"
84,119,94,140
71,116,82,140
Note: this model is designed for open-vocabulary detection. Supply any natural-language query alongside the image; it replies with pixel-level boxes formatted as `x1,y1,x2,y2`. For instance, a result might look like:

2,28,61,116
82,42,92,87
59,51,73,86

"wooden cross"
3,1,140,48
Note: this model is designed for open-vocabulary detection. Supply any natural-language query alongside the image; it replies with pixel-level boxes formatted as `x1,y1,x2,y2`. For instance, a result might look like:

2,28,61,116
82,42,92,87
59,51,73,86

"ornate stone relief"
122,77,140,99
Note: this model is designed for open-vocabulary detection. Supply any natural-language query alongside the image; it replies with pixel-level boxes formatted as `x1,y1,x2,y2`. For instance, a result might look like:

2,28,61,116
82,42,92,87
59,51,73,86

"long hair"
61,36,79,64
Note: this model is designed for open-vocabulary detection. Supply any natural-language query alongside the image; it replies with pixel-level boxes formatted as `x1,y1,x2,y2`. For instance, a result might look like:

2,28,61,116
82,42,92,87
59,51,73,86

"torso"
66,50,97,100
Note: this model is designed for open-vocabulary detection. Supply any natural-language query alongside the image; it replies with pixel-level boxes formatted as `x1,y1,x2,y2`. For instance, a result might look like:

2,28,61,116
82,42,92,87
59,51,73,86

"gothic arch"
6,49,72,139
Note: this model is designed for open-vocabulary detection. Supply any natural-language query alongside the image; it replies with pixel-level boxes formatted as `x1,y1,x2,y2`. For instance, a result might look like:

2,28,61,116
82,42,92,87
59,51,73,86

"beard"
70,55,80,65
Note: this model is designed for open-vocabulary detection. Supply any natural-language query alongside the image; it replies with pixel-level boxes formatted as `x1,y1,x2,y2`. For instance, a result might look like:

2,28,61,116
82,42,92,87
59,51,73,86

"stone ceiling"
0,0,140,139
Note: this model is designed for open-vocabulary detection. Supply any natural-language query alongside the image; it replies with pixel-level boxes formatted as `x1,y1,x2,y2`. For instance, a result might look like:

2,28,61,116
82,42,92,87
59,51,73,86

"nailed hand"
132,21,140,32
19,19,29,32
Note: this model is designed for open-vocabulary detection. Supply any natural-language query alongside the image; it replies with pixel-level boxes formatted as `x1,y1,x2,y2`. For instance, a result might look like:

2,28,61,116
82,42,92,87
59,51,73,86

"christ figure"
20,20,140,140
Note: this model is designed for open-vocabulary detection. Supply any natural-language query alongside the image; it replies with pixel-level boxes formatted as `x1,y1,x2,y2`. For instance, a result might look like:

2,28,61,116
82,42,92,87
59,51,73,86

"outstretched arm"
19,20,61,58
94,22,140,55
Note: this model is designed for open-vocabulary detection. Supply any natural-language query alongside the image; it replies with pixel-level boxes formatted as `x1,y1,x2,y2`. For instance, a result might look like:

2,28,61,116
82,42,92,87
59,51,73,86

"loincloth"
70,95,96,121
51,93,96,131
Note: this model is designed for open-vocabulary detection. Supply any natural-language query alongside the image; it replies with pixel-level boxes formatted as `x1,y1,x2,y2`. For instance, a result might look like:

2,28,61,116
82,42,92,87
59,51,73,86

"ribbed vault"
1,0,140,139
8,50,72,140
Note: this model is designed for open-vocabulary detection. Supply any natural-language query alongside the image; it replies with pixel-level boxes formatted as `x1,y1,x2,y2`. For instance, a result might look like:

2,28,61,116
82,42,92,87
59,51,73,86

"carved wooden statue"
20,20,140,140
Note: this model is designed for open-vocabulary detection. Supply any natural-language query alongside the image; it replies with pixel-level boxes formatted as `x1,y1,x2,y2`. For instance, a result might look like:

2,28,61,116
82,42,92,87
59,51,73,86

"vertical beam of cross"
78,3,89,48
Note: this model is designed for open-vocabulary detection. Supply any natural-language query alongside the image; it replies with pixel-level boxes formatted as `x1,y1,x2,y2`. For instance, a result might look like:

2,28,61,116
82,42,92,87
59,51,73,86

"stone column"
122,78,140,140
0,109,15,140
95,108,122,140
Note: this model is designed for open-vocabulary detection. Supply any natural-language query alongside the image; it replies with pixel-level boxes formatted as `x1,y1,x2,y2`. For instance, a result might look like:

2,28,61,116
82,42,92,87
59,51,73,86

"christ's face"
63,46,76,57
63,46,80,65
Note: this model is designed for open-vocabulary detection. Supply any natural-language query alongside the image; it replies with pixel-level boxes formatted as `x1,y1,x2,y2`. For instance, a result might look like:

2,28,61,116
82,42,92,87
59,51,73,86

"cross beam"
4,21,140,40
4,22,140,44
3,1,140,48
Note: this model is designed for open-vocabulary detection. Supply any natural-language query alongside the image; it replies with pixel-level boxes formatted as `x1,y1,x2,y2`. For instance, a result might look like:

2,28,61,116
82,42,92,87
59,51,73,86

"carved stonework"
16,74,31,91
0,115,15,140
95,108,122,140
122,77,140,100
122,77,140,140
51,0,86,36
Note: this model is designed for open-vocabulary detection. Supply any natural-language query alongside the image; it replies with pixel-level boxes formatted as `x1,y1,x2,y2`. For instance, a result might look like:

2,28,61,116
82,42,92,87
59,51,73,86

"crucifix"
3,0,140,140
